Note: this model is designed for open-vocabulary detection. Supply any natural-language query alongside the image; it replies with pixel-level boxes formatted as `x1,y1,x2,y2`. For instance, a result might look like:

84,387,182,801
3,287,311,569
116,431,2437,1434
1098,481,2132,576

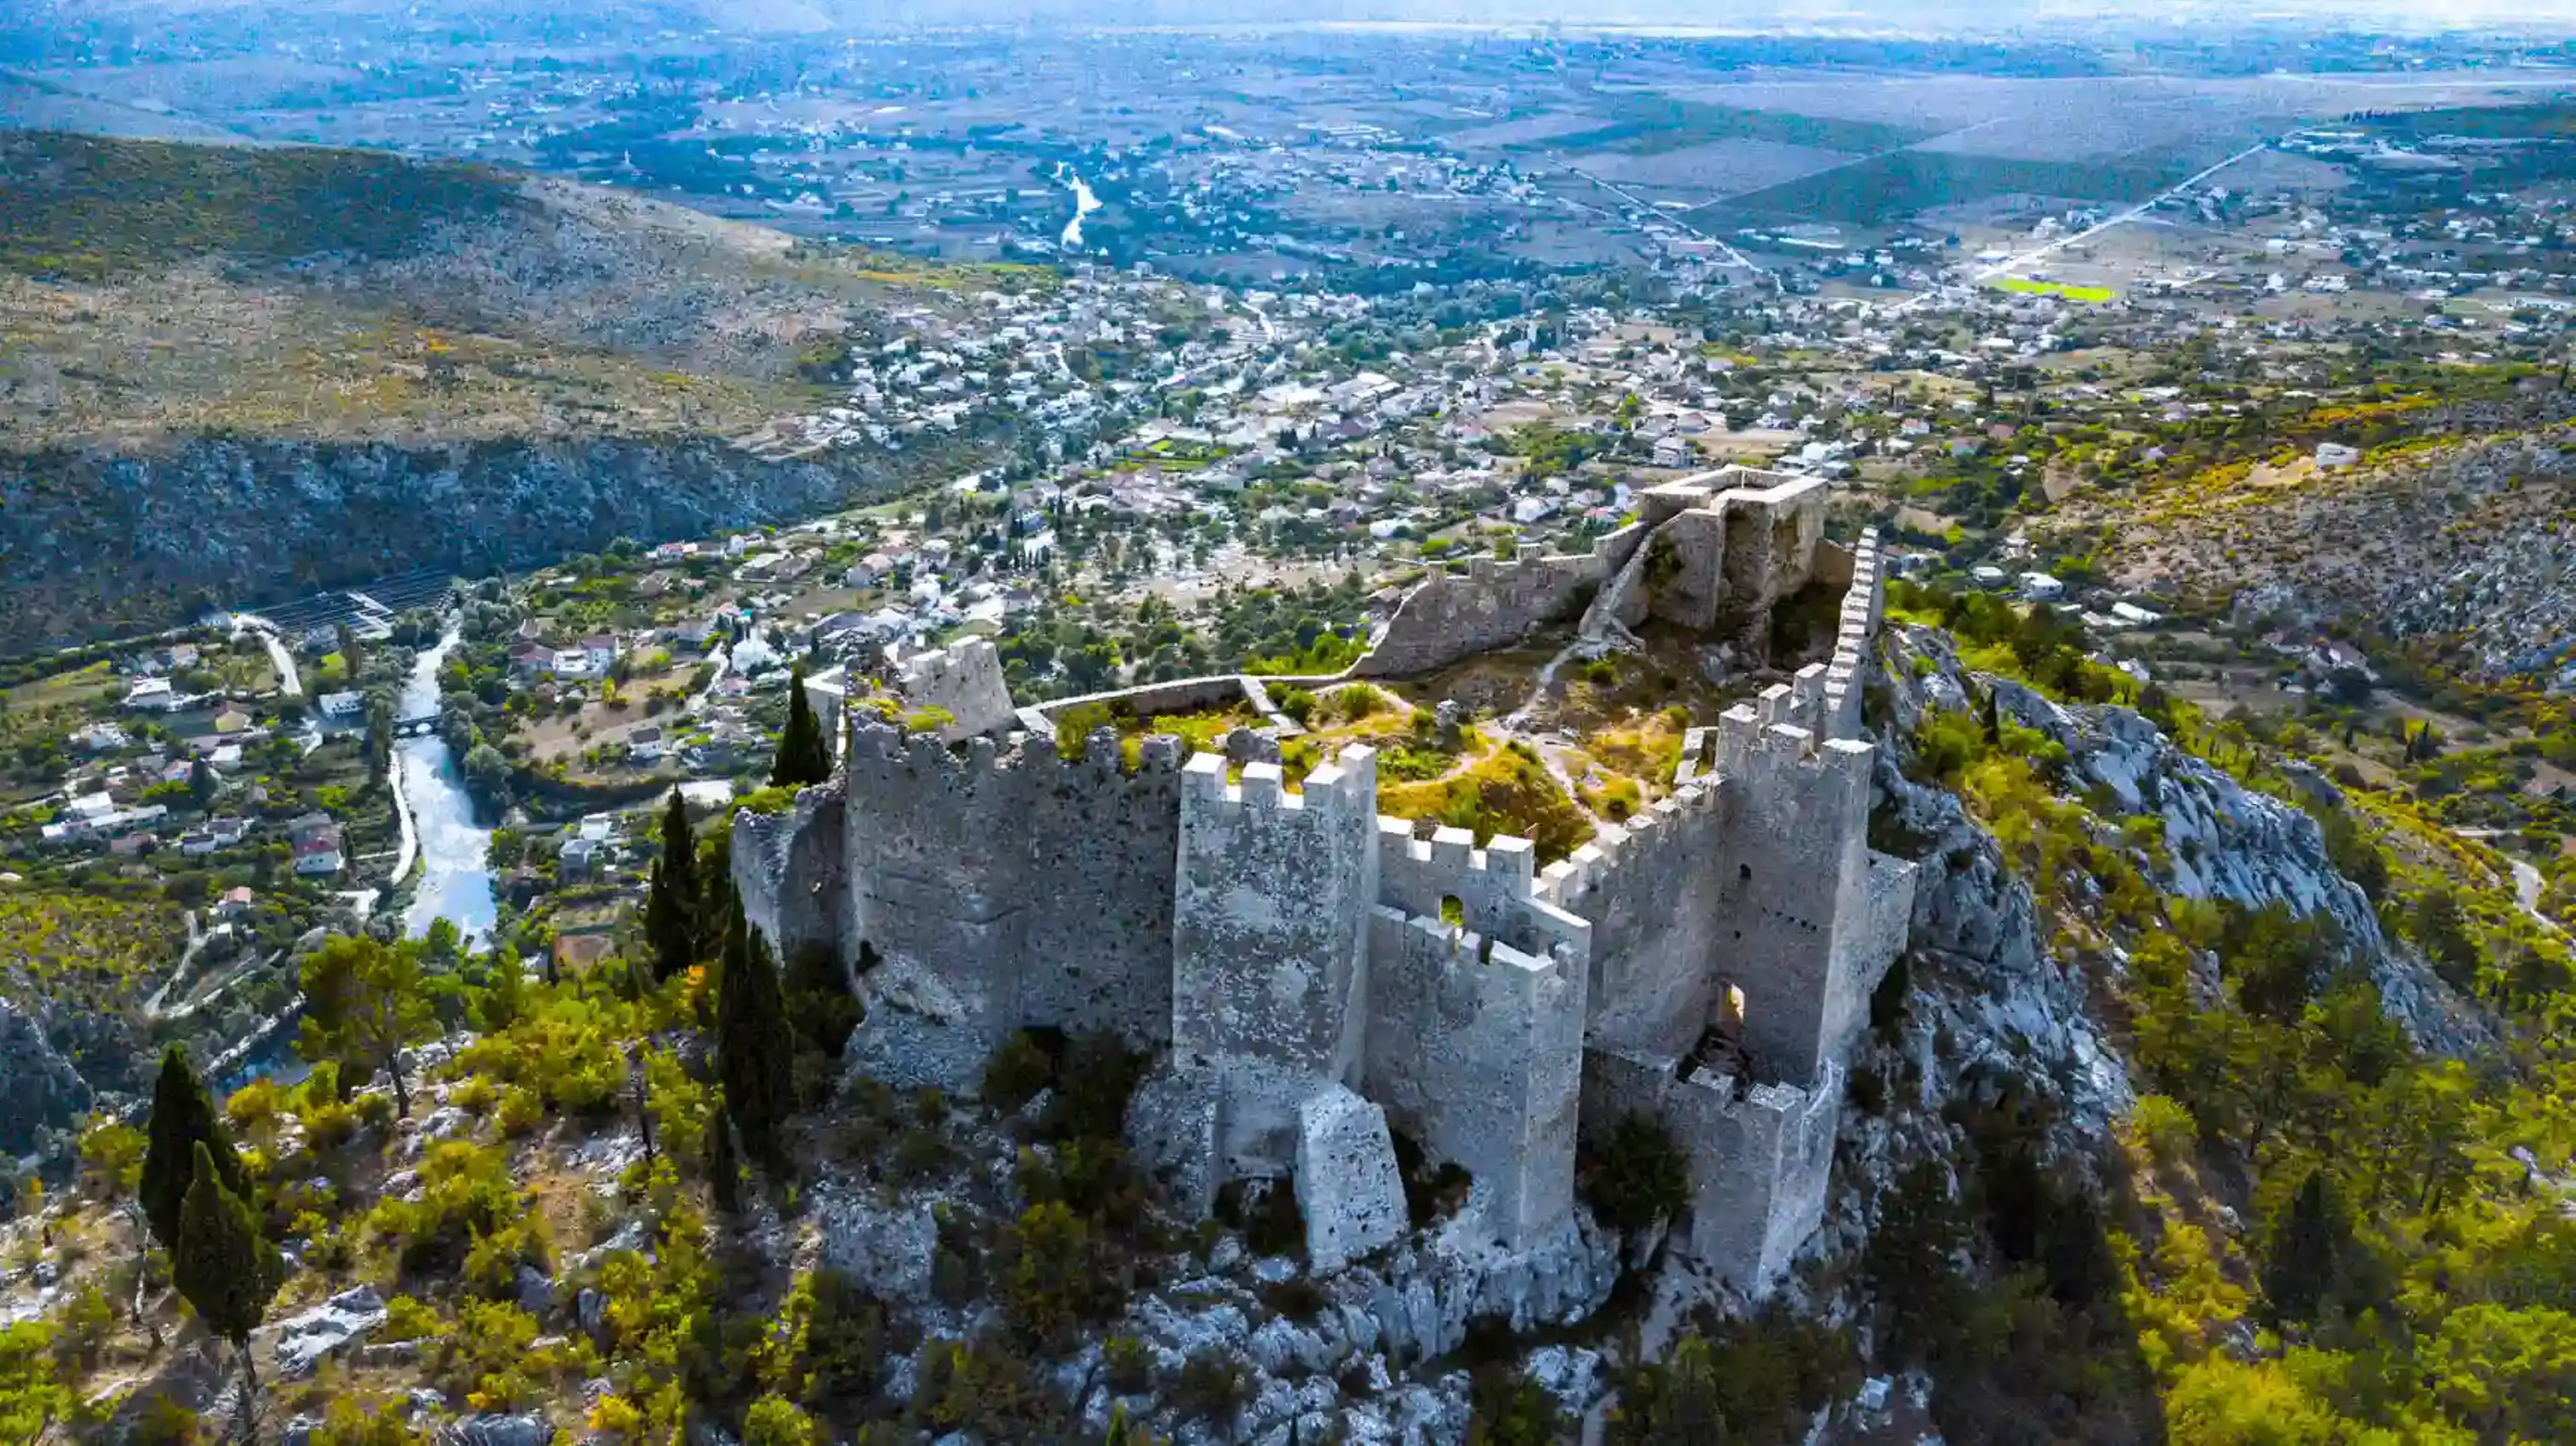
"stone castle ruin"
735,468,1914,1298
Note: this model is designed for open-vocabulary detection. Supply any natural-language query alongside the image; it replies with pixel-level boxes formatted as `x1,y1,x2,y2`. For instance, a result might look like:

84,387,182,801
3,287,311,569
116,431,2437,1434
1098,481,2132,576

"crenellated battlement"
1536,774,1725,909
842,721,1189,797
1376,818,1592,961
1179,743,1379,820
1820,528,1886,740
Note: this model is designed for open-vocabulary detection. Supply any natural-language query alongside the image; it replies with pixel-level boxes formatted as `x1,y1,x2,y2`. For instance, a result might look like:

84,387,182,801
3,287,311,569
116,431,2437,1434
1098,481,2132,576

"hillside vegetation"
0,131,1003,646
0,131,528,281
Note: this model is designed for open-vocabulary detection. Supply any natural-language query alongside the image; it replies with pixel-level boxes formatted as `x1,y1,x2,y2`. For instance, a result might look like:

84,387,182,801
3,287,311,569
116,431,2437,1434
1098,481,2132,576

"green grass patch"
1991,277,2118,304
1378,740,1594,865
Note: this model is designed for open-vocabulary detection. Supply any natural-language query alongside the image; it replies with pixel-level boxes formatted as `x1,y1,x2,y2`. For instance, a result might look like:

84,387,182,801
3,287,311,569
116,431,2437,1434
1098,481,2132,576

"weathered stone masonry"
737,471,1913,1297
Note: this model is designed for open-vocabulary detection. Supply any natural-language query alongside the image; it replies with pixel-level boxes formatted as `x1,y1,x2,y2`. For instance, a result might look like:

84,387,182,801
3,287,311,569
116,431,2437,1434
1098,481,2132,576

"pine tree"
476,946,528,1032
770,664,833,788
297,935,437,1117
714,886,797,1170
174,1142,283,1387
645,788,700,982
140,1047,246,1251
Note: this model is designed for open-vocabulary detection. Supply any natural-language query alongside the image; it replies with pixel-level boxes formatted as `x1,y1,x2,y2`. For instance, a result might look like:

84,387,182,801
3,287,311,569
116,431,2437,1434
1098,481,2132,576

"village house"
288,813,346,877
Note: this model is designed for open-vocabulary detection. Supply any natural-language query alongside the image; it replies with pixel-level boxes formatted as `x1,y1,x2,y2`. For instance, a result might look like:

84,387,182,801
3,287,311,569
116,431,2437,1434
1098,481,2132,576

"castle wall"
1373,822,1591,961
1354,525,1644,679
1609,468,1829,651
1667,1066,1839,1292
730,782,849,976
1019,674,1265,737
1576,1045,1839,1294
1542,780,1737,1062
1363,909,1586,1249
1821,529,1886,741
1174,749,1381,1177
1017,734,1187,1039
1642,509,1733,633
894,639,1018,742
838,723,1186,1089
841,728,1036,1084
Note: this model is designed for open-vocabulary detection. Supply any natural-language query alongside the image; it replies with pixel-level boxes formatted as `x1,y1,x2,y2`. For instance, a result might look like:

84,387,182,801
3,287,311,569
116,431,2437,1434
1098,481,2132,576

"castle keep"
735,468,1915,1294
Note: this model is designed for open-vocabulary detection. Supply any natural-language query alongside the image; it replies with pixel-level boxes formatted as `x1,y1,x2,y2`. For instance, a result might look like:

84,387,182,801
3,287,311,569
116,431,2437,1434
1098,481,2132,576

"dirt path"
2453,827,2561,935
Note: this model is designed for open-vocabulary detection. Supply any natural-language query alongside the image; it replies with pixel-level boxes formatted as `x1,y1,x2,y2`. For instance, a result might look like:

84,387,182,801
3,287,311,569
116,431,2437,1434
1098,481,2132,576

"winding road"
233,615,302,698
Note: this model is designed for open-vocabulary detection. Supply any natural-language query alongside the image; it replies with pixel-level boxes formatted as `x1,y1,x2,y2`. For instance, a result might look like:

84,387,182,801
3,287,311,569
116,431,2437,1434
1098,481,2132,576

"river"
1058,163,1103,248
398,629,497,945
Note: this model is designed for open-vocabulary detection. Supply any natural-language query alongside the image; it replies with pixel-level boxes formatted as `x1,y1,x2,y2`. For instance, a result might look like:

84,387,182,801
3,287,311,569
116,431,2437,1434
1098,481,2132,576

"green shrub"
1577,1113,1690,1233
996,1202,1128,1351
380,1295,441,1343
364,1139,523,1278
129,1395,203,1446
1055,702,1116,760
2129,1094,2198,1168
1102,1335,1153,1394
1171,1350,1252,1425
908,1337,1052,1437
1467,1366,1566,1446
742,1396,816,1446
1275,687,1318,724
308,1395,425,1446
982,1033,1054,1111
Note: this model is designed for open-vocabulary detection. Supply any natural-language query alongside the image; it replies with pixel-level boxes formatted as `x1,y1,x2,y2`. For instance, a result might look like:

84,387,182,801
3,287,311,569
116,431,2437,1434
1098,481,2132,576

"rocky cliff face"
0,996,93,1157
0,433,949,645
1805,624,2479,1365
2076,417,2576,686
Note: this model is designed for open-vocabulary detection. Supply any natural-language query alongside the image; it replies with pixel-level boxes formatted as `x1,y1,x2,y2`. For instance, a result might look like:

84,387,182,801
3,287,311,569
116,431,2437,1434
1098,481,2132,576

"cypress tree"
714,886,796,1170
784,943,861,1060
1980,686,2001,745
140,1047,246,1251
770,664,833,788
2264,1170,2352,1325
645,788,700,982
707,1102,743,1215
174,1142,283,1386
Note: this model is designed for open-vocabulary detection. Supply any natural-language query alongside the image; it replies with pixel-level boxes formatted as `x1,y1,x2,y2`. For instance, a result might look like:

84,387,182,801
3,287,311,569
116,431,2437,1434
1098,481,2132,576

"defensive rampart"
736,489,1916,1298
1580,1046,1839,1292
836,723,1185,1088
1354,525,1646,679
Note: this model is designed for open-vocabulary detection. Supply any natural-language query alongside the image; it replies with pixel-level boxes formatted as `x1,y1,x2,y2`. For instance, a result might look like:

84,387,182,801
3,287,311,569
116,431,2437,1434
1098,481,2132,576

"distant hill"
0,69,246,143
0,132,1001,649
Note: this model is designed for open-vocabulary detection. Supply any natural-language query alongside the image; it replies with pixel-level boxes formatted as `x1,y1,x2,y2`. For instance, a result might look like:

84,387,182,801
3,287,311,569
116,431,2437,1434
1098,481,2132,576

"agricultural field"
1990,278,2119,303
